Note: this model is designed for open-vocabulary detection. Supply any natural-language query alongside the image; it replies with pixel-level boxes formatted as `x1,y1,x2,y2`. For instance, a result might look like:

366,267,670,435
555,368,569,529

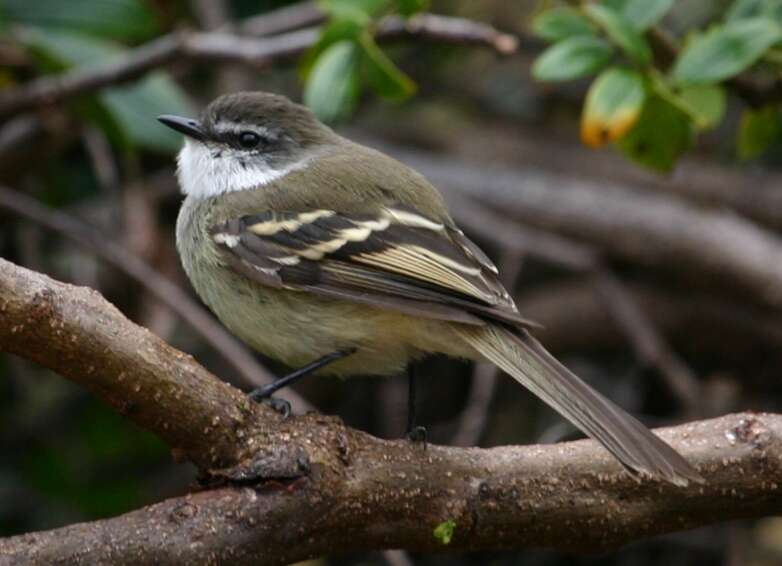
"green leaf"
585,4,652,65
677,85,727,129
397,0,428,17
299,19,364,79
617,95,693,171
20,28,193,152
318,0,389,24
359,33,416,99
1,0,157,40
532,35,613,81
304,40,362,123
104,73,195,153
726,0,782,23
601,0,674,30
651,74,726,129
532,7,595,41
672,18,782,84
738,105,781,158
581,67,646,147
433,520,456,545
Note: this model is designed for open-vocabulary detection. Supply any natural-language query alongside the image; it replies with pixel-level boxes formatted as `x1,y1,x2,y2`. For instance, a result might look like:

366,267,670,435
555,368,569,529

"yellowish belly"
196,269,471,377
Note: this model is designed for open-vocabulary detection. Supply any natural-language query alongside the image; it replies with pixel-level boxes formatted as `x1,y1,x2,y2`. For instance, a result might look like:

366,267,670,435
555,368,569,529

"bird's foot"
406,425,427,446
249,387,291,419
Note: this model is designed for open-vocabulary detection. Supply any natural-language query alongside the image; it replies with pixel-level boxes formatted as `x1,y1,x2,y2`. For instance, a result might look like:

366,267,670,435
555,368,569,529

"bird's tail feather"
456,324,703,486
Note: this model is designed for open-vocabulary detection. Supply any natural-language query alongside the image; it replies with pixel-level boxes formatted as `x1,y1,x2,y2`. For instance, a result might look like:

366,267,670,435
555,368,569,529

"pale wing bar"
210,206,537,328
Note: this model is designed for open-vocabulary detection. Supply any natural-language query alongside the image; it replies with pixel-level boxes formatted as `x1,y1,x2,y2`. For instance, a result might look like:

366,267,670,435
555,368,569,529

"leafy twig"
0,14,517,118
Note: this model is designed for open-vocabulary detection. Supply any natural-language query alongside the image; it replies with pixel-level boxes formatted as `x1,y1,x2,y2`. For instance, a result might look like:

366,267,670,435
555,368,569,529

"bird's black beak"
157,115,206,141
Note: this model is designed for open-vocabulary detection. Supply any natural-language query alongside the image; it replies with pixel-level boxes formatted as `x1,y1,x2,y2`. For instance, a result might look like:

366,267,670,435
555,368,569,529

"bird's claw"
406,425,427,445
249,390,291,419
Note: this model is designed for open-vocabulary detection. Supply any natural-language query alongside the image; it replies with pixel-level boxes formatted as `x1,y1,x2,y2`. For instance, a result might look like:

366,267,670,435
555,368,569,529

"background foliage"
2,0,782,564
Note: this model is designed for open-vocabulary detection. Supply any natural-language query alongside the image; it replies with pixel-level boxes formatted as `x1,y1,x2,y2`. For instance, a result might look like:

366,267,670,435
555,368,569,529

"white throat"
176,140,309,199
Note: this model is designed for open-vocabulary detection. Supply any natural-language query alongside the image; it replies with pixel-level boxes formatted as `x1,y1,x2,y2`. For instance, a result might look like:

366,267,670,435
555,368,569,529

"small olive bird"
159,91,701,486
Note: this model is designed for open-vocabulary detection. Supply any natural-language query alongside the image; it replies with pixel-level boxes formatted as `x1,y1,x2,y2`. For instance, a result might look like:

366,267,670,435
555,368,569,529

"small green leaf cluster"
3,0,193,154
302,0,427,123
532,0,782,170
433,519,456,545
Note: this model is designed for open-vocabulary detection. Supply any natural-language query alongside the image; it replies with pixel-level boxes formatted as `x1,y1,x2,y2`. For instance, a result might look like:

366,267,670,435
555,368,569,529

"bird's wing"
210,204,538,328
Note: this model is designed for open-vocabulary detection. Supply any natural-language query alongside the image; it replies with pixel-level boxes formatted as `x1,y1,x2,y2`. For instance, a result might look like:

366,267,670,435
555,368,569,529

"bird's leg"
406,363,427,443
249,348,356,417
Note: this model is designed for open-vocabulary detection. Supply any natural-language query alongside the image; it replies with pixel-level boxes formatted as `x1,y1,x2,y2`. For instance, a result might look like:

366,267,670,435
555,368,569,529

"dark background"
2,1,782,564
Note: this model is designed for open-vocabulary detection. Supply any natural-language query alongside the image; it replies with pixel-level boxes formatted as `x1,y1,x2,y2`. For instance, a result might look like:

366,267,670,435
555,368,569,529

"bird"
158,91,702,486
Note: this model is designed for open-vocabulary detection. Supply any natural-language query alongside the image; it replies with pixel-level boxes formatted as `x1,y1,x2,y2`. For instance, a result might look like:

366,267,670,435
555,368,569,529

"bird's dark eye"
238,131,261,149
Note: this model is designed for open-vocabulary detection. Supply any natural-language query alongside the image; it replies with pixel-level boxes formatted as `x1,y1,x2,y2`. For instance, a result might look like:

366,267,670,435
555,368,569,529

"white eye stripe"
213,121,275,140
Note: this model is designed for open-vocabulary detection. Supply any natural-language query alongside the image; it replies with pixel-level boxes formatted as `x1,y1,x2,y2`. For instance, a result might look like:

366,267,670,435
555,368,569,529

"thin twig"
376,13,518,54
189,0,254,97
450,362,499,447
0,33,182,118
0,15,517,118
190,0,233,31
593,272,703,413
239,1,324,36
0,115,43,155
82,126,122,228
0,184,315,413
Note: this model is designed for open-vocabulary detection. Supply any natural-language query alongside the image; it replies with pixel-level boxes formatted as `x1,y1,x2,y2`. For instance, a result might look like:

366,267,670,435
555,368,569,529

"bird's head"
158,91,335,198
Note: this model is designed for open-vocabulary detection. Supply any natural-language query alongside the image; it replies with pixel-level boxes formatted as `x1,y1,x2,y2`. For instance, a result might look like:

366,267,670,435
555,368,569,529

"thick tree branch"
0,412,780,565
2,258,782,562
0,257,266,471
0,14,516,118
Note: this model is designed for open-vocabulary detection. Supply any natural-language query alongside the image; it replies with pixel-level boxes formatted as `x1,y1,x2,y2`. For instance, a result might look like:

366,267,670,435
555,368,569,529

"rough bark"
3,254,782,564
0,413,780,565
0,257,262,471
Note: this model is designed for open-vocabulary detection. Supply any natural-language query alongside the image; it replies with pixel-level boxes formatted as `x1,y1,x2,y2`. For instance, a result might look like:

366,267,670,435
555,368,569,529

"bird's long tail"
456,324,703,486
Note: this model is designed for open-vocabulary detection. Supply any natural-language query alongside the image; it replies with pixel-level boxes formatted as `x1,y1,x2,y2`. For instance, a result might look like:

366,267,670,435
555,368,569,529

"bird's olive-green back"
209,140,453,225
